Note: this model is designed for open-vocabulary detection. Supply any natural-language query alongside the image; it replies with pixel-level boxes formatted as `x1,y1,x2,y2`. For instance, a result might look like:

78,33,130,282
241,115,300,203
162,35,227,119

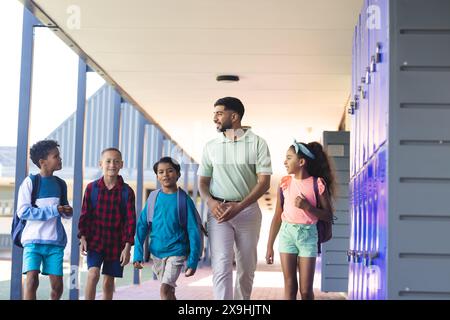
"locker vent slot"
399,178,450,183
400,66,450,72
399,291,450,298
399,253,450,259
399,214,450,221
400,140,450,146
400,103,450,110
399,29,450,35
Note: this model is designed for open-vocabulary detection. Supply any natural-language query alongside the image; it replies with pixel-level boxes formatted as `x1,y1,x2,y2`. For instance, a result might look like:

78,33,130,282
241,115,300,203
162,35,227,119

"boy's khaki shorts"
151,254,186,288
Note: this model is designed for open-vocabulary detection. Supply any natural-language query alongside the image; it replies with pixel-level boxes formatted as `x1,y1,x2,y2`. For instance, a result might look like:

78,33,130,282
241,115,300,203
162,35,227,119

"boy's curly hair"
29,140,60,168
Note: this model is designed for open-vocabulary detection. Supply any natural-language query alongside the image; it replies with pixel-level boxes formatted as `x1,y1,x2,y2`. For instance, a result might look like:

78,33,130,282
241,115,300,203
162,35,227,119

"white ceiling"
27,0,362,187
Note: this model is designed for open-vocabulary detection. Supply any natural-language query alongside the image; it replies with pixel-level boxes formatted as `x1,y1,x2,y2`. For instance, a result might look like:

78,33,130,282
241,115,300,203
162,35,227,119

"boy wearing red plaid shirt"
78,148,136,300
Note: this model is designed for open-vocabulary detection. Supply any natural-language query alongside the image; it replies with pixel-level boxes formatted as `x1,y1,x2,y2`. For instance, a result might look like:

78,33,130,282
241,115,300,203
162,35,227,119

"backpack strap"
54,176,68,206
12,174,37,248
30,173,40,208
279,186,285,209
178,188,188,230
178,187,206,260
178,187,208,234
90,179,128,216
313,177,321,209
90,179,100,210
146,189,161,226
279,175,292,209
121,183,129,215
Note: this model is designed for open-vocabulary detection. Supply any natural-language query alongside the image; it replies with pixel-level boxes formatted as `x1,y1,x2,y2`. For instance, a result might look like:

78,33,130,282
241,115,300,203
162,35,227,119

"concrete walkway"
102,261,346,300
97,203,347,300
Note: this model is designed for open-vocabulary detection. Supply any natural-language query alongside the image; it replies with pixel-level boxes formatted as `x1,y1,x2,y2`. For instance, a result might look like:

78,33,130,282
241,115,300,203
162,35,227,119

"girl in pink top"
266,140,336,300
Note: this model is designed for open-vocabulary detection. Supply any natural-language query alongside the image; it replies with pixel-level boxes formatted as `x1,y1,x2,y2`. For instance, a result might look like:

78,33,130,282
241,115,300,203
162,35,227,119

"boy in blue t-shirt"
133,157,201,300
15,140,72,300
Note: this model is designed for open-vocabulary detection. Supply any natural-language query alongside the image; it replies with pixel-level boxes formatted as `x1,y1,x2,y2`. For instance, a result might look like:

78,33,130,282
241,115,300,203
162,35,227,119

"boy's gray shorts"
151,254,186,288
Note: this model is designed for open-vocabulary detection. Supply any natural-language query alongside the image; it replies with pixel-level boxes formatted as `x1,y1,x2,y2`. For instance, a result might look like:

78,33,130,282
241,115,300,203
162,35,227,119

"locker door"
376,146,388,299
360,1,370,167
350,27,357,176
355,14,362,173
377,0,389,147
348,179,355,299
367,0,377,157
320,131,350,293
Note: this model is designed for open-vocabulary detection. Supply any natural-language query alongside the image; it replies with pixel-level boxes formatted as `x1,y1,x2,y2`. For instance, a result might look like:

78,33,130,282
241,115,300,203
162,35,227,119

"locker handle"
369,251,378,259
375,43,382,63
346,250,355,262
348,107,354,115
360,89,367,100
353,94,359,110
365,67,371,84
370,56,377,72
355,251,363,263
348,102,355,115
358,85,367,99
362,252,369,267
365,251,379,266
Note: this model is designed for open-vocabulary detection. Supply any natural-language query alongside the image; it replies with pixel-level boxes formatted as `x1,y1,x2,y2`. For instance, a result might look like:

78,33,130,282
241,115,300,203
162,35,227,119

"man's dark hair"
101,147,122,159
214,97,245,120
29,140,60,168
153,157,181,175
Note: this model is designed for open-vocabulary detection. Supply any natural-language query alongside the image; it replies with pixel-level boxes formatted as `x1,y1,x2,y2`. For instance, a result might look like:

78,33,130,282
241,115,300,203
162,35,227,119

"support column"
133,114,146,285
155,132,164,189
191,163,199,206
151,131,164,280
68,59,90,300
10,7,41,300
182,162,189,192
111,90,122,148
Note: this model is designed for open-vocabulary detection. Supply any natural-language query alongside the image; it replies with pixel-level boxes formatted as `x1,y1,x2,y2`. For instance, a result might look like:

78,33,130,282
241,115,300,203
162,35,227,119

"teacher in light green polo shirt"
198,97,272,300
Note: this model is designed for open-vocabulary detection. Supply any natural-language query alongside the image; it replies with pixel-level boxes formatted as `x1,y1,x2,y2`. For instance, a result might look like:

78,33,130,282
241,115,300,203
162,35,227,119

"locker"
361,0,370,166
376,147,388,299
350,27,357,176
321,132,350,292
344,0,450,299
347,179,356,300
367,0,377,157
355,14,361,173
377,0,389,147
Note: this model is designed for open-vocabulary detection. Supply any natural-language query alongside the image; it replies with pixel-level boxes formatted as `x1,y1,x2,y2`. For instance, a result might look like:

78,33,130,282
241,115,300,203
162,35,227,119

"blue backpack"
11,174,67,248
89,178,129,214
145,188,207,256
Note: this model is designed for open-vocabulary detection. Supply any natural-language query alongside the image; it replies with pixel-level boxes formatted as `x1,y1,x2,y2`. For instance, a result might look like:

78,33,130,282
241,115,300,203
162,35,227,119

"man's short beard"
218,121,232,132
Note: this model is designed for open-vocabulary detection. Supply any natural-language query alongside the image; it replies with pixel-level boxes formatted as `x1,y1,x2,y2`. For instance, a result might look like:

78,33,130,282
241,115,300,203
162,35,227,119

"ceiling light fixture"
216,75,239,83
